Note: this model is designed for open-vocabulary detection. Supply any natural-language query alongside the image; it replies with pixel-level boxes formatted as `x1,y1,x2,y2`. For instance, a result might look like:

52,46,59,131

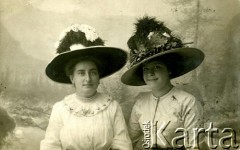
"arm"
110,101,133,150
128,99,143,148
182,96,205,150
40,102,63,150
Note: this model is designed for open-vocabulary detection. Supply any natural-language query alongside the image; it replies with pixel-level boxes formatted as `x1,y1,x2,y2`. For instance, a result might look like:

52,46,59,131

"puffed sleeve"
110,100,133,150
40,102,63,150
128,95,143,148
182,96,204,149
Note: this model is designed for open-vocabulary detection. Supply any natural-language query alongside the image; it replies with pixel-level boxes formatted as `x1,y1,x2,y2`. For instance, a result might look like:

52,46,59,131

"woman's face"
70,60,100,97
142,60,170,90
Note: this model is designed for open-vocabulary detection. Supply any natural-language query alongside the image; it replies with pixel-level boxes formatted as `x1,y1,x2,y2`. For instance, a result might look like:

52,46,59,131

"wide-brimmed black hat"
121,16,204,86
46,24,127,83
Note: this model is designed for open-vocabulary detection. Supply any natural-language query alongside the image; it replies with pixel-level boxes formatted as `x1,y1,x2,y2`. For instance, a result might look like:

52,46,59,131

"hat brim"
121,48,204,86
46,46,127,83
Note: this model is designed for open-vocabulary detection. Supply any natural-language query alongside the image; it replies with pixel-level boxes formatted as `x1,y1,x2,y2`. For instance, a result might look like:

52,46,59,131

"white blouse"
40,92,132,150
128,87,204,149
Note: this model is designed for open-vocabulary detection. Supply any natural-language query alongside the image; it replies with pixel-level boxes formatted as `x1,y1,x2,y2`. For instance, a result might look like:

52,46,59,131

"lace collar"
63,92,112,117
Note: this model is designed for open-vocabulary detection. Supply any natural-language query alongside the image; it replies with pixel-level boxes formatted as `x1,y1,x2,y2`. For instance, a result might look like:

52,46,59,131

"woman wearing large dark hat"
41,24,132,150
121,17,205,149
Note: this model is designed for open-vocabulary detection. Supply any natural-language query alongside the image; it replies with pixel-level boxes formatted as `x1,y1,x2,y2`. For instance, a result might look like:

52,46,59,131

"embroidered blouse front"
41,92,132,150
128,87,203,149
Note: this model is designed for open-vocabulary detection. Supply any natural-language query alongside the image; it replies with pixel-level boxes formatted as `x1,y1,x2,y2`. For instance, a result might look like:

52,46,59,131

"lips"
147,78,158,81
83,84,93,87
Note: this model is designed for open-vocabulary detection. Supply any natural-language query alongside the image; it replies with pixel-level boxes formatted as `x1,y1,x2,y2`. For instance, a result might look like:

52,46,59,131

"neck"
151,83,173,98
76,91,97,100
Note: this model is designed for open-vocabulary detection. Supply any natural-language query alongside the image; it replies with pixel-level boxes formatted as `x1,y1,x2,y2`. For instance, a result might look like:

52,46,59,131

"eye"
154,65,164,70
155,66,161,70
143,68,149,72
91,70,98,76
77,71,85,76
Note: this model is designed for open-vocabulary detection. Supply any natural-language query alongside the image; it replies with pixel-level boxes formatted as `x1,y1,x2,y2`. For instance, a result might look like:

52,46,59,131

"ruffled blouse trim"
63,93,112,117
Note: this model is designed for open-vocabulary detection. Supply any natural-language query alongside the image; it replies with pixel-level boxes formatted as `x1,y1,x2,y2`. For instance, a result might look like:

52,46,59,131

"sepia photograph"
0,0,240,149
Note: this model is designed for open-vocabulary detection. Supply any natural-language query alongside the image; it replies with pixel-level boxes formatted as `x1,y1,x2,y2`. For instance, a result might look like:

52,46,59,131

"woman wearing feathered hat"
121,17,205,149
40,24,132,150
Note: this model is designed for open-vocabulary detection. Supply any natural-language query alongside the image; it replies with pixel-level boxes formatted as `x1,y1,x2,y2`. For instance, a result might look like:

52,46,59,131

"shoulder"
132,91,151,108
135,91,151,100
135,91,151,99
51,94,74,113
172,87,196,104
172,87,202,110
53,100,65,109
172,87,195,99
52,101,65,111
97,92,113,103
106,96,121,112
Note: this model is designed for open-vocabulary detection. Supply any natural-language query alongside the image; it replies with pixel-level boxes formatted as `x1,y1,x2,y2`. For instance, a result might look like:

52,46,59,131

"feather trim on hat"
55,24,104,54
135,16,171,38
127,16,184,66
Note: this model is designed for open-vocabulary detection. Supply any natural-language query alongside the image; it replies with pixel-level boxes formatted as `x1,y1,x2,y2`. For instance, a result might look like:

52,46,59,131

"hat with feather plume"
121,16,205,86
46,24,127,83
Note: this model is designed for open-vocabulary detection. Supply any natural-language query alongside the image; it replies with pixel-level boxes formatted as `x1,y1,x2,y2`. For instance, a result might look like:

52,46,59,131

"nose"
85,73,92,82
148,69,155,76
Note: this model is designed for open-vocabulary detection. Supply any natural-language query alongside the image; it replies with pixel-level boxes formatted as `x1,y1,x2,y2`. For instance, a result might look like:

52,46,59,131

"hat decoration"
121,16,204,86
46,24,128,83
55,24,104,53
128,16,184,67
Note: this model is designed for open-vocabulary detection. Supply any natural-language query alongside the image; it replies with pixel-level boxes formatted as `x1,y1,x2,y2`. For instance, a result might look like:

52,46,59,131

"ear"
166,67,171,75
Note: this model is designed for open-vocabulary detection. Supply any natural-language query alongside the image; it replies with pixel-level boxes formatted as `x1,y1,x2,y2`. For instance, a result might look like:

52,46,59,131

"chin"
148,83,164,89
147,84,159,88
83,89,95,93
146,81,160,85
85,88,97,93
